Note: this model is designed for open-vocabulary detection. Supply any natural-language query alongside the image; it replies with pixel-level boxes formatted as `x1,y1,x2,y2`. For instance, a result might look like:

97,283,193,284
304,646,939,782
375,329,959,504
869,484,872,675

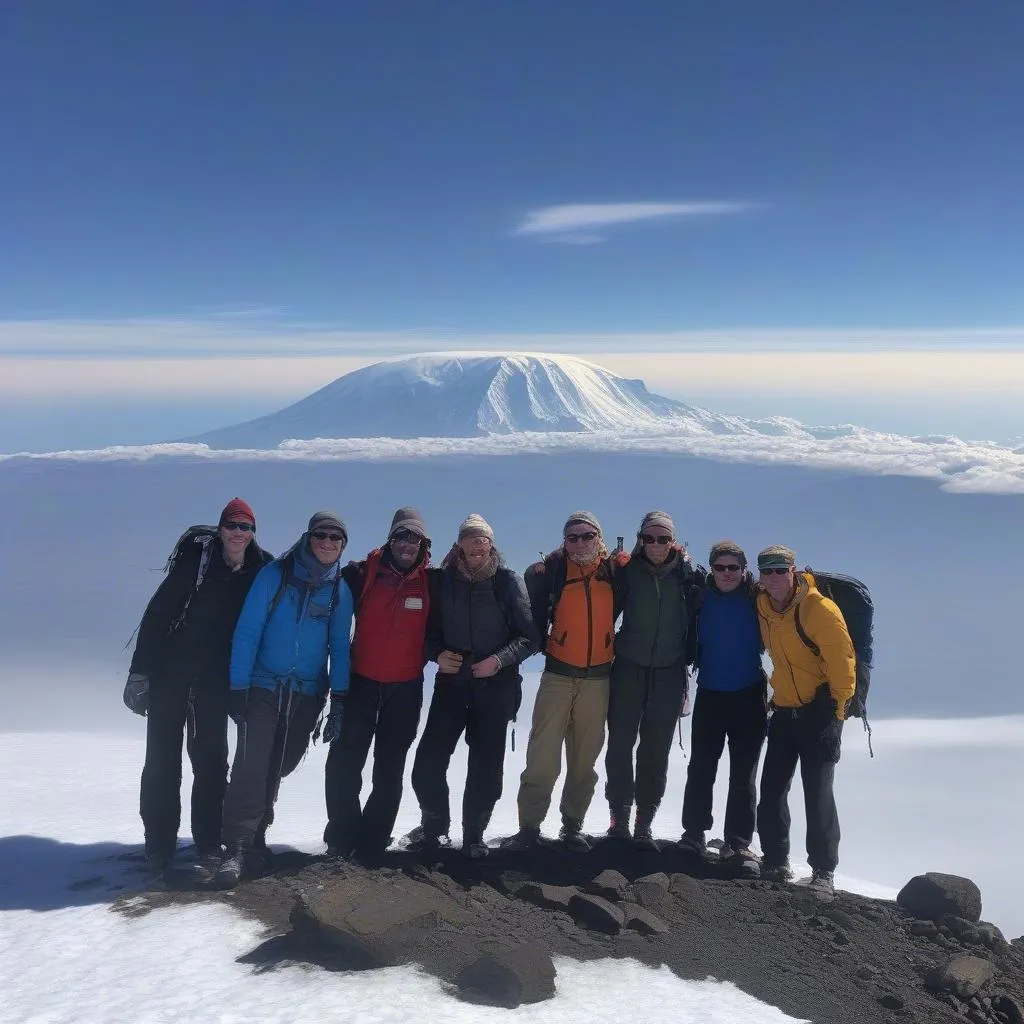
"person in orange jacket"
755,544,855,896
503,511,628,853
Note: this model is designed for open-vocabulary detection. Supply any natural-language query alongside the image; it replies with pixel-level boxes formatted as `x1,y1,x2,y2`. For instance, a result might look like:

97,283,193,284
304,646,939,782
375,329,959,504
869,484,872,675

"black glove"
818,716,844,763
228,689,248,727
321,693,346,744
123,673,149,717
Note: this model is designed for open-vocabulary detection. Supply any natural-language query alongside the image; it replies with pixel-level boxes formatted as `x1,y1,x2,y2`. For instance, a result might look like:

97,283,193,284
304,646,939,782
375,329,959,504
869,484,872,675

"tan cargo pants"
516,668,611,829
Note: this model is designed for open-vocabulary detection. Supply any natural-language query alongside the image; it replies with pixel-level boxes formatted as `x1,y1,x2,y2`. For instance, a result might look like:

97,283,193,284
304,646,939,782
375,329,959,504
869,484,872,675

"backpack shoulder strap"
491,568,516,629
793,603,821,658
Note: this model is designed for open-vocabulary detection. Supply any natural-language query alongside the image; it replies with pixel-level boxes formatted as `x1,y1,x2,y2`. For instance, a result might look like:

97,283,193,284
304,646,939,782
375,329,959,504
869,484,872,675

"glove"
818,716,844,763
123,673,149,716
228,689,248,727
322,694,346,744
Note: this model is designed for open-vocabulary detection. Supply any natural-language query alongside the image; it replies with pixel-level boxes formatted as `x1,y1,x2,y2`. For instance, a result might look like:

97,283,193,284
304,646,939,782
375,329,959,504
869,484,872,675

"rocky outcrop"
122,842,1024,1023
898,872,983,923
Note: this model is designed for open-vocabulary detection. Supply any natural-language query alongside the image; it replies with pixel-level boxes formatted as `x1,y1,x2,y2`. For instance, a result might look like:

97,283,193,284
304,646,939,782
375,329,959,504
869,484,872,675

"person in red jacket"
322,508,432,862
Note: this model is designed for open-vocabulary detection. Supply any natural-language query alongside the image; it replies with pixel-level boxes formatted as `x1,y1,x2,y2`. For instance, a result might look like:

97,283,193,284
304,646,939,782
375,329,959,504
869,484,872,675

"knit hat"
709,540,747,568
458,513,494,542
389,507,429,543
757,544,796,570
308,511,348,544
220,497,255,528
638,510,675,538
563,510,603,538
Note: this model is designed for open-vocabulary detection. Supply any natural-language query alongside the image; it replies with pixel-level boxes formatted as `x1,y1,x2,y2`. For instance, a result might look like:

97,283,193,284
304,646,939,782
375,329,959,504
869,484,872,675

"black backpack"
164,526,221,632
793,569,874,725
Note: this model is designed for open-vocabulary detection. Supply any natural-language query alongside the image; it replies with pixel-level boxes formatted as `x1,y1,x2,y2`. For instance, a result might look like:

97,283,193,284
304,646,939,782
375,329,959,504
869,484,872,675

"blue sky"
1,1,1023,448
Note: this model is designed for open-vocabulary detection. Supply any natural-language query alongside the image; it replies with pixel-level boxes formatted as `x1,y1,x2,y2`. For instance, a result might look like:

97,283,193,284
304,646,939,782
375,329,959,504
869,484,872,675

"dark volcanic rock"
586,869,630,902
569,892,624,934
516,881,576,912
927,954,996,998
898,873,983,923
291,870,467,968
620,902,669,935
454,946,556,1007
630,872,670,910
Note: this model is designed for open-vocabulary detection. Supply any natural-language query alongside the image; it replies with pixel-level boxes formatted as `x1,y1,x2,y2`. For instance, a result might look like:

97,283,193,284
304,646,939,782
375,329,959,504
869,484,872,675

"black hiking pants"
221,685,324,847
323,673,424,856
681,682,768,849
604,658,688,813
757,691,843,872
411,669,518,844
140,669,229,860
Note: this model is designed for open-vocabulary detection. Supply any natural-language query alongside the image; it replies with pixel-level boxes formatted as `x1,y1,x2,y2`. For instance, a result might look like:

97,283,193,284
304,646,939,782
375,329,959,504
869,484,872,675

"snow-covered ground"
5,667,1023,1023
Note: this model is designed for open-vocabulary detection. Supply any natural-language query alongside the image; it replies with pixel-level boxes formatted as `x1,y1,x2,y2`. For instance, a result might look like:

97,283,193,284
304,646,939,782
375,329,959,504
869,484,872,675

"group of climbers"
126,499,856,896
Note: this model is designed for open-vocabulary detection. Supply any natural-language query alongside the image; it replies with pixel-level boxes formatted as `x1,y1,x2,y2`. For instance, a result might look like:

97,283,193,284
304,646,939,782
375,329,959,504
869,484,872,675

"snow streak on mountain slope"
191,352,801,448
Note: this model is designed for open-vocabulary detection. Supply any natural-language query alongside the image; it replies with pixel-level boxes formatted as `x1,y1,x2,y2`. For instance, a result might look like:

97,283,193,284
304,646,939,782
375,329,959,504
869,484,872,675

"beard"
567,541,601,566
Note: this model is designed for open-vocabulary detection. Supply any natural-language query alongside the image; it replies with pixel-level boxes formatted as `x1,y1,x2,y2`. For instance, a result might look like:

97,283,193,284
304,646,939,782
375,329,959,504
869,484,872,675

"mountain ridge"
190,352,835,449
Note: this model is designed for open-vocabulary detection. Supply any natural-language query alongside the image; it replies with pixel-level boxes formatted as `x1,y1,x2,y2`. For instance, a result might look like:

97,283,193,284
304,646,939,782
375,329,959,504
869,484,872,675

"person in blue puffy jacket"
215,511,354,887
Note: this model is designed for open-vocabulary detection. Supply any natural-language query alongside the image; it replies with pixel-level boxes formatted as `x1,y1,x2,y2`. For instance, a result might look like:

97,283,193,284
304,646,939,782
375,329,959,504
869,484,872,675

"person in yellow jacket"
755,544,855,896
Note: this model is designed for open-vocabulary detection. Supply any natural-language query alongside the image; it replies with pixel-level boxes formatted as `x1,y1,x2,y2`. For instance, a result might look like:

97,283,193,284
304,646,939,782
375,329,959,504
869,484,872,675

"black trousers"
757,699,843,872
323,674,424,856
411,669,518,843
681,682,768,848
221,685,324,846
140,670,229,859
604,658,687,812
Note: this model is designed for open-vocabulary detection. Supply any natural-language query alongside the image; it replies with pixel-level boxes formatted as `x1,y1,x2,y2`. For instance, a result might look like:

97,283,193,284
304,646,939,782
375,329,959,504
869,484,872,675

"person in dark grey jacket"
406,514,539,858
604,511,705,848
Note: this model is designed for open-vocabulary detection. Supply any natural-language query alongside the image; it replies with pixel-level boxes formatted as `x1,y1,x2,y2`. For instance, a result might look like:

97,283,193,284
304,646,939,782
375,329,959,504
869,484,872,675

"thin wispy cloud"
513,201,751,242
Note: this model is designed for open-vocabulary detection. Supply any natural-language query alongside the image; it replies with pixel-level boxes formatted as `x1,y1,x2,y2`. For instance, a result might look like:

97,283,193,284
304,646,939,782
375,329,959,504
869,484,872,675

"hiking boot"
500,826,541,852
632,807,659,851
677,830,707,858
606,804,632,840
761,859,795,884
192,847,224,884
808,869,835,896
214,840,250,890
464,840,490,859
143,853,171,889
723,846,761,880
559,819,592,853
401,825,451,853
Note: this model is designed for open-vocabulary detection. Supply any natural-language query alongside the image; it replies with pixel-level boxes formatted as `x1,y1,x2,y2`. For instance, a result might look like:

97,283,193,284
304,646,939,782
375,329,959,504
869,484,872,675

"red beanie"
219,497,256,528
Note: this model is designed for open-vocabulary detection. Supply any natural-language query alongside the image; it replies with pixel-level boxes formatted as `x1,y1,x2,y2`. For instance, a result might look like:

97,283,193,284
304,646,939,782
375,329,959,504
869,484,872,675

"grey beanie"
307,511,348,544
709,539,747,568
458,513,494,542
563,510,603,537
638,510,675,538
389,507,429,543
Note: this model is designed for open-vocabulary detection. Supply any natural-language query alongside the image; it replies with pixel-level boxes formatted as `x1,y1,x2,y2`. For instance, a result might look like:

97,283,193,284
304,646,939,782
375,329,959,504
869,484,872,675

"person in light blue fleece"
215,511,354,887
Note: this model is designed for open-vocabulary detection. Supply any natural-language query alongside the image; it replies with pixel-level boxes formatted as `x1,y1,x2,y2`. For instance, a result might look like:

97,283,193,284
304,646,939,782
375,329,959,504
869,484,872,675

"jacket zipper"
648,574,662,664
583,573,593,668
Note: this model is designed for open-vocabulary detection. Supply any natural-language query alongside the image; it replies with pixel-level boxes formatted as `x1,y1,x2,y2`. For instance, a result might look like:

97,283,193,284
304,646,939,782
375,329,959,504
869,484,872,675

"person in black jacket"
125,498,273,883
405,514,539,858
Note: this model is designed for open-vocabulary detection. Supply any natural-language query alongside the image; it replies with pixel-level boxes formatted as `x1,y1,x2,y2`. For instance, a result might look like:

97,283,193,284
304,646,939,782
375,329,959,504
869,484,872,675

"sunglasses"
712,563,742,573
221,522,255,533
760,567,791,576
565,531,598,543
391,529,422,543
311,530,345,543
642,534,673,546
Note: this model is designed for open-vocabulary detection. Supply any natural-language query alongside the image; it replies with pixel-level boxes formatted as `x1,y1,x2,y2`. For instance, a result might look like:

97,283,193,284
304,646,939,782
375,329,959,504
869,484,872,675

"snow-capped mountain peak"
192,352,782,448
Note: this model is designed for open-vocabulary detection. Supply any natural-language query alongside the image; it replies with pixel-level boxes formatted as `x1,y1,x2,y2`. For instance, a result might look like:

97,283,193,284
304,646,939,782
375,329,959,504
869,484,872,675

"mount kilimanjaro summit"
191,352,806,449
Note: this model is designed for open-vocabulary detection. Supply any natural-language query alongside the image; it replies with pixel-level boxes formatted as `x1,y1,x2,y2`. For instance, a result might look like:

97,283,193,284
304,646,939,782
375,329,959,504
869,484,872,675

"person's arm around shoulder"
524,558,552,641
341,560,367,606
489,569,541,671
230,562,280,691
805,595,856,719
328,578,355,696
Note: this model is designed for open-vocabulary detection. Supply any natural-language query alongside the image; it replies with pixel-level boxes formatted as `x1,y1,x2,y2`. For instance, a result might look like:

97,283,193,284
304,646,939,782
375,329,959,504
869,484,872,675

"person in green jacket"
604,511,705,847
